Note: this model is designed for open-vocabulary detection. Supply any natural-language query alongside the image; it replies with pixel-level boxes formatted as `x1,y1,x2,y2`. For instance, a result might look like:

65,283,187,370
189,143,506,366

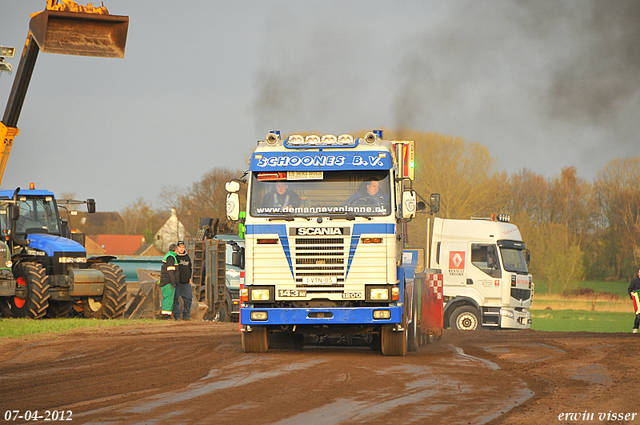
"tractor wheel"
84,263,127,319
242,325,268,353
381,321,408,356
450,306,480,331
46,300,73,318
9,263,50,319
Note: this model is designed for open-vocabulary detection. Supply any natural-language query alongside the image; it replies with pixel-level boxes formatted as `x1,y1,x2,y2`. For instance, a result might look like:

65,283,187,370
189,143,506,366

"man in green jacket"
159,243,178,319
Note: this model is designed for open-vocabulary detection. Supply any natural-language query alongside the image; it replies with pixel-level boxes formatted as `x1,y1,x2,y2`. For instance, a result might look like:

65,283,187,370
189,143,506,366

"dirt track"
1,322,639,425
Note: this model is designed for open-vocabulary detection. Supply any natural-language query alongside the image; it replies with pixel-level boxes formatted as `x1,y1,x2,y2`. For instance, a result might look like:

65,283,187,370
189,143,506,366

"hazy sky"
1,1,638,212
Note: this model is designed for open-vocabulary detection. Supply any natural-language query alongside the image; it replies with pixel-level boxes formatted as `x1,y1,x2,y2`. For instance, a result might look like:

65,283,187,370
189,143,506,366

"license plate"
303,276,337,285
278,289,307,297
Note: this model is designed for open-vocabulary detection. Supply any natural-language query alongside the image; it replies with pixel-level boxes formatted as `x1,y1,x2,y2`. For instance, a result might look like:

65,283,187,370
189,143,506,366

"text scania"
296,227,344,236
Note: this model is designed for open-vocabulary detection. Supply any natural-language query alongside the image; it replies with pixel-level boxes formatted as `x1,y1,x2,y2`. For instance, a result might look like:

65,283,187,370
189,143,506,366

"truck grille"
511,288,531,301
293,237,346,288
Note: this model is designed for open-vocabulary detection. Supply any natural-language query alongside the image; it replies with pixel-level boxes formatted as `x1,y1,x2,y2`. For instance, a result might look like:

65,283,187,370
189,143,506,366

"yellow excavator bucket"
29,9,128,58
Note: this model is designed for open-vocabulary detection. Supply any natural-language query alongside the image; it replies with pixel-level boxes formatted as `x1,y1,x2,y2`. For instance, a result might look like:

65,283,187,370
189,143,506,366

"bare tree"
594,157,640,279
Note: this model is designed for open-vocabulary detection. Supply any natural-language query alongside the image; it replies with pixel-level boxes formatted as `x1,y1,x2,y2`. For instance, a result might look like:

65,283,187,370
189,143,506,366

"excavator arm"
0,0,128,186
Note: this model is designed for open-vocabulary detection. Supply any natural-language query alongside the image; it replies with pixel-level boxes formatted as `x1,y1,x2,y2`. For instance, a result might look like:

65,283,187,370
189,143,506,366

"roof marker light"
305,135,320,145
288,135,304,145
321,134,337,145
338,134,354,145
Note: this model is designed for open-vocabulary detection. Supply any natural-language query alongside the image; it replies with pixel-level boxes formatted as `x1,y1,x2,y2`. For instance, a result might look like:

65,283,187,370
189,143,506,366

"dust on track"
1,323,638,424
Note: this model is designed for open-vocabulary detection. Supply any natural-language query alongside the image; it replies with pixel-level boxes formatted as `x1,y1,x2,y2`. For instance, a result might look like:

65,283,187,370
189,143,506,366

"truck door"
468,243,502,301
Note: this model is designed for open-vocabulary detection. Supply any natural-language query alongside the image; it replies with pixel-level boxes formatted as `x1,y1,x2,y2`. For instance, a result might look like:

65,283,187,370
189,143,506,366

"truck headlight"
250,311,268,321
500,309,514,319
370,288,389,300
249,287,273,302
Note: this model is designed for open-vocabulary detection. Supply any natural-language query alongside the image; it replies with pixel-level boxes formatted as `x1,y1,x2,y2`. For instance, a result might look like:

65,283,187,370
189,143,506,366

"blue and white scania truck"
225,130,432,356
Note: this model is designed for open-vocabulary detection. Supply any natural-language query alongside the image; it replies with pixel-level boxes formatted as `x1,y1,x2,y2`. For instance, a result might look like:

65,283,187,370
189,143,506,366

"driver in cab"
346,178,388,208
261,182,301,209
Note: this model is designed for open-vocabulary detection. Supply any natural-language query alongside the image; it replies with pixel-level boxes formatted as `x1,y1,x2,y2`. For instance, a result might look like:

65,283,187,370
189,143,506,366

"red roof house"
88,235,147,256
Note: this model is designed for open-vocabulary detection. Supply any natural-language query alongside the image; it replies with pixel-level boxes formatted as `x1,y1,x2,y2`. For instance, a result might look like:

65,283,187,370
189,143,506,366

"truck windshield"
500,248,529,274
16,197,60,235
250,170,392,217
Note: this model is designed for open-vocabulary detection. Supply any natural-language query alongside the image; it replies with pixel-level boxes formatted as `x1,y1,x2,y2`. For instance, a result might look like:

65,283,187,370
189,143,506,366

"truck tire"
450,306,480,331
83,263,127,319
242,325,268,353
407,281,419,352
46,301,73,318
381,322,407,356
10,263,50,319
215,301,231,322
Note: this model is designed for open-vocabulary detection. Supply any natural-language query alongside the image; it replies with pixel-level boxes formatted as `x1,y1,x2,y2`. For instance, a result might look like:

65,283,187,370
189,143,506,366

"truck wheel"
242,325,268,353
381,322,407,356
407,282,419,352
215,301,231,322
450,306,480,331
46,301,73,318
10,263,50,319
84,263,127,319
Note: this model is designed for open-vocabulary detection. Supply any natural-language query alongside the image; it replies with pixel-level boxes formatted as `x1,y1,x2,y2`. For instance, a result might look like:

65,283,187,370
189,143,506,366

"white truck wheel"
450,306,480,331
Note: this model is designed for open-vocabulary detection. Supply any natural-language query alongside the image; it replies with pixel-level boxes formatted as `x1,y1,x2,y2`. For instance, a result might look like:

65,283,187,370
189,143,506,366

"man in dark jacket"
159,243,178,319
173,241,193,321
628,268,640,333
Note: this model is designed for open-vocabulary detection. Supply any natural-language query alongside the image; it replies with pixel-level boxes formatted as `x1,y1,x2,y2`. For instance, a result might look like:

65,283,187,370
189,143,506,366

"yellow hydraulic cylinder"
0,123,19,186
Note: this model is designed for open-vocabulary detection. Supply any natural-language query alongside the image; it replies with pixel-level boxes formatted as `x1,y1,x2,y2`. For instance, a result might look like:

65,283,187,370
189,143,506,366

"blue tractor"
0,186,127,319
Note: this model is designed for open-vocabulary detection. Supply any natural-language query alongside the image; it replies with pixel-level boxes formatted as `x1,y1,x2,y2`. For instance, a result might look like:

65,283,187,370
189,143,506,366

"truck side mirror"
524,249,531,267
487,246,498,269
232,246,245,269
402,191,417,219
86,198,96,214
226,193,240,221
225,181,241,193
430,193,440,213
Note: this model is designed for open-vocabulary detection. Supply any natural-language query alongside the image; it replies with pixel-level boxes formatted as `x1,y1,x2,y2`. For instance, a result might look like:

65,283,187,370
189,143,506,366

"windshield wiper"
267,213,311,222
328,214,356,221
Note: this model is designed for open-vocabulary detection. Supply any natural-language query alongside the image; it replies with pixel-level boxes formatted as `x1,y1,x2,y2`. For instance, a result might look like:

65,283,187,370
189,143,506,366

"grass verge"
0,318,163,339
531,310,636,333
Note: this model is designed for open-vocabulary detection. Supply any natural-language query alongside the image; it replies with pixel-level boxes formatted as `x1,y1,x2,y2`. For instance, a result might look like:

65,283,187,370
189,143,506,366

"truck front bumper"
241,306,402,326
499,308,531,329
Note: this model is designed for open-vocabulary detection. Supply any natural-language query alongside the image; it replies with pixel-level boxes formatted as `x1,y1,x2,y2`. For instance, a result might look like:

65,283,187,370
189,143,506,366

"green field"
533,279,630,298
0,318,161,339
531,310,635,333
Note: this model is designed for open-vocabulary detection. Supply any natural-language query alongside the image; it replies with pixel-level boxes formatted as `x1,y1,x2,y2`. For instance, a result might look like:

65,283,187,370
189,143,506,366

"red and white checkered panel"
427,273,443,299
632,290,640,315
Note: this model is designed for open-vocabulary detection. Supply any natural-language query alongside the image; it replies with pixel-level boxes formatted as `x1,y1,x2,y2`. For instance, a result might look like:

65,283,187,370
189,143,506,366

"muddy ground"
1,322,639,425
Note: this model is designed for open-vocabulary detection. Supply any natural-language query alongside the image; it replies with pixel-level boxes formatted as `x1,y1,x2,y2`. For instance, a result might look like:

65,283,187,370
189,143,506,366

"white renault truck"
430,215,533,330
